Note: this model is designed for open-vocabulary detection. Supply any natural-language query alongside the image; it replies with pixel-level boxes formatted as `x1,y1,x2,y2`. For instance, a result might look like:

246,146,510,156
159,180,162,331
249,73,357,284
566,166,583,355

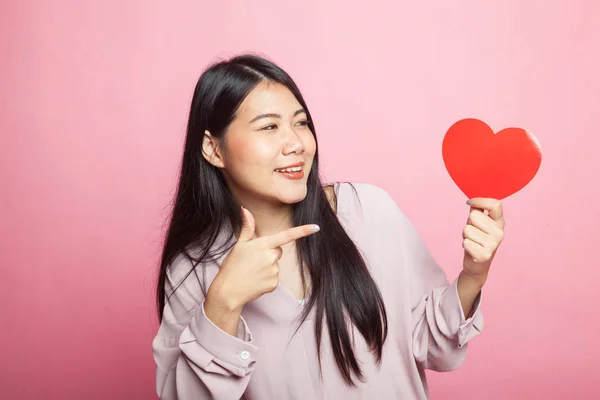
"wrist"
459,270,487,289
206,284,244,314
204,289,244,338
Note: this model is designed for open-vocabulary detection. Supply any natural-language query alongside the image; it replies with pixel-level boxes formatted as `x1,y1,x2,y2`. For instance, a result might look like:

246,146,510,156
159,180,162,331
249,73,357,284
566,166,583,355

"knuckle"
482,249,492,260
269,251,280,264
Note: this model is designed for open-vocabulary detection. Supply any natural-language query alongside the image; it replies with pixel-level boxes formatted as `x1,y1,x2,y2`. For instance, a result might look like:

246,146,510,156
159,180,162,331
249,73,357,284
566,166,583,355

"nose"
281,126,305,155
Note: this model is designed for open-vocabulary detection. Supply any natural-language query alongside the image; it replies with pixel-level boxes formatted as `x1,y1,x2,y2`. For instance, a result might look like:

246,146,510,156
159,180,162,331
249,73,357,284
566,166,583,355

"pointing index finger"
467,198,503,221
262,224,321,248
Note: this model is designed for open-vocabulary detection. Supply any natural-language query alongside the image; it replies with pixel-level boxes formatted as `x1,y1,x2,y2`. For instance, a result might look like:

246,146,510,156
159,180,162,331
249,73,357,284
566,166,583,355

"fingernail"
466,200,474,206
312,225,321,232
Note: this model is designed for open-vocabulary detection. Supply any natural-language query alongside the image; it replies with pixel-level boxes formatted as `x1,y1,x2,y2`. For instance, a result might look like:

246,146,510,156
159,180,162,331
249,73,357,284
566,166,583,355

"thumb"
238,206,255,242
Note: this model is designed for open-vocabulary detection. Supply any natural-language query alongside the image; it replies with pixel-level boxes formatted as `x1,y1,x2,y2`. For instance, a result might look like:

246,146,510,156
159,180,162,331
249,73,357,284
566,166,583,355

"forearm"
456,271,485,318
204,290,243,337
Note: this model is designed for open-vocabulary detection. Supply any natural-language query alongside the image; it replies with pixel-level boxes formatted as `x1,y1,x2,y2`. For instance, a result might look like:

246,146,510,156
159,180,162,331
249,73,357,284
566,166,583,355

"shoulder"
335,181,418,234
166,252,196,285
351,182,395,202
324,182,397,215
165,248,224,301
338,182,437,266
339,182,402,215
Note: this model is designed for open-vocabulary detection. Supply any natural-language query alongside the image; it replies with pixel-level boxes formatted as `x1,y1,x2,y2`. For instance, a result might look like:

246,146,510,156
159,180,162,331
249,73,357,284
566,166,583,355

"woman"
152,54,505,399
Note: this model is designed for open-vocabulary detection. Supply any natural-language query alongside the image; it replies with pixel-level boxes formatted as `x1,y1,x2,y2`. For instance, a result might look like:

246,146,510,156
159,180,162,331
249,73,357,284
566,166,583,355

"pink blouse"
152,182,483,399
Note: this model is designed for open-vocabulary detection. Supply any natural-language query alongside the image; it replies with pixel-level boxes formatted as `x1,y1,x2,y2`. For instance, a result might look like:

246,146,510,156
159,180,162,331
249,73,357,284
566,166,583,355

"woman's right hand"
206,206,320,313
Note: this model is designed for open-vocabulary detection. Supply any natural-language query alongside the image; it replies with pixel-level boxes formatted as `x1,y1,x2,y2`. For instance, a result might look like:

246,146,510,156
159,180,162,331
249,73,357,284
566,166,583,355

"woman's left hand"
461,198,505,285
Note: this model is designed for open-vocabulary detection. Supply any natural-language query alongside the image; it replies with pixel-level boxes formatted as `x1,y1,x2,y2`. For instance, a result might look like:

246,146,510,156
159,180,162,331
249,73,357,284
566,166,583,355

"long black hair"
156,54,388,386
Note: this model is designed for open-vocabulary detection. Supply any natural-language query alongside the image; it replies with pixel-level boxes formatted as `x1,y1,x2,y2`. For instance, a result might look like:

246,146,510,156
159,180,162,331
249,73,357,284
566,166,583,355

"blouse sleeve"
369,185,484,372
405,226,484,371
152,254,258,399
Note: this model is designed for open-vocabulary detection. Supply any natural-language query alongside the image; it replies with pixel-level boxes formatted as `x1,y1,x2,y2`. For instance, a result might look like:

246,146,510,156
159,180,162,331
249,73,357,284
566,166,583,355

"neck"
233,192,295,239
248,202,295,238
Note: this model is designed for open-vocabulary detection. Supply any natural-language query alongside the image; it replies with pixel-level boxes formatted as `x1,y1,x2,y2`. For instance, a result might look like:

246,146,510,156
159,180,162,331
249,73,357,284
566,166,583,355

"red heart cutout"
442,118,542,200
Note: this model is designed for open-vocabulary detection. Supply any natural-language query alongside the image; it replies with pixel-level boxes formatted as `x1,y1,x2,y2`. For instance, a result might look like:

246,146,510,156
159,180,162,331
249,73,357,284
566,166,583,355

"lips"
274,161,305,180
275,161,304,171
275,168,304,180
274,161,304,173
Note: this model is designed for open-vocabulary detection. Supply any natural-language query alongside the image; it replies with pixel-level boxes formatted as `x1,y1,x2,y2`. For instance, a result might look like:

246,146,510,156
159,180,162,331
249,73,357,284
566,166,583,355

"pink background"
2,1,599,399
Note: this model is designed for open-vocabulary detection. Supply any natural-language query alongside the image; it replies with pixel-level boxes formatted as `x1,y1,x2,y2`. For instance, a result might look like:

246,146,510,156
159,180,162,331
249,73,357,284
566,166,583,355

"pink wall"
2,1,599,398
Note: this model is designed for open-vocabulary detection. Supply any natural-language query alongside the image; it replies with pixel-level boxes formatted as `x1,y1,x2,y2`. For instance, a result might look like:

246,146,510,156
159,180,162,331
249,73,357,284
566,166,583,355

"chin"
276,185,308,204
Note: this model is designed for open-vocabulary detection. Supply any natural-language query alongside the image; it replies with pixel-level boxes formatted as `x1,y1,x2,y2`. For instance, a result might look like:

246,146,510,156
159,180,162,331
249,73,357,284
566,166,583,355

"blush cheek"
231,138,278,181
229,135,262,165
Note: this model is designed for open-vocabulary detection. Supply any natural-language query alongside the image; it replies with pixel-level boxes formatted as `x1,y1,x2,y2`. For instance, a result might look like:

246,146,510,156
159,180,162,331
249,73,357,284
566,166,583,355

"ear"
202,130,225,168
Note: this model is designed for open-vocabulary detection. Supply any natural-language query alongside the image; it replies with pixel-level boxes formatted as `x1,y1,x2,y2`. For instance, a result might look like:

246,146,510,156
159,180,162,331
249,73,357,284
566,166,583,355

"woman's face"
203,81,317,207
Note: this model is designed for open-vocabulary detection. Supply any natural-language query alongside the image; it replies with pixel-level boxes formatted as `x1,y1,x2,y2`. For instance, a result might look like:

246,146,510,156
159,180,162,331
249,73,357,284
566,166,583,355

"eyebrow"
249,108,306,123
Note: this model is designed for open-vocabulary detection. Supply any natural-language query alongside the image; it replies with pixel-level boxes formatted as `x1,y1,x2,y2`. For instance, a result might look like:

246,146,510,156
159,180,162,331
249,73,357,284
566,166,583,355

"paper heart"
442,118,542,200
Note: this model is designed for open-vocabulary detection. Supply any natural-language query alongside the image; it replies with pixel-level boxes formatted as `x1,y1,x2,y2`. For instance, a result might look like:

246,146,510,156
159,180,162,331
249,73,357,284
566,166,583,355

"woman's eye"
261,124,277,131
296,120,310,127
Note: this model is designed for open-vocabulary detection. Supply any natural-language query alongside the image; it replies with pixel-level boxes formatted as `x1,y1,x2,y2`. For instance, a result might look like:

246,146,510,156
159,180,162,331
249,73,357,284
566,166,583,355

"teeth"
276,166,302,173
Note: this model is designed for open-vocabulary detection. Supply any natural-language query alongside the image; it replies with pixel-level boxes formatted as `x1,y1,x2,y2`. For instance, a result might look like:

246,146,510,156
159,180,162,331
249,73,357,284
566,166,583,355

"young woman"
152,54,505,399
